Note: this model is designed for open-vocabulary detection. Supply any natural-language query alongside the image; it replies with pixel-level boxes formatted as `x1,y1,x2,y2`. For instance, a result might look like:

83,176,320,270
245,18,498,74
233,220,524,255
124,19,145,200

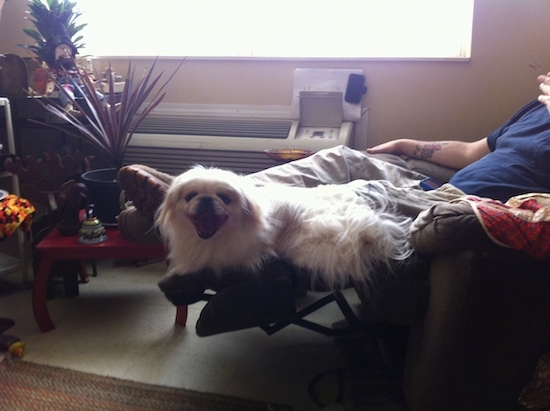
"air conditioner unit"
126,103,355,175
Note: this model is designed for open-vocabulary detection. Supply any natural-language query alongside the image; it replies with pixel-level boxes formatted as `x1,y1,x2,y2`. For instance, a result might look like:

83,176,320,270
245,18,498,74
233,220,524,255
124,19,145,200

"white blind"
76,0,474,59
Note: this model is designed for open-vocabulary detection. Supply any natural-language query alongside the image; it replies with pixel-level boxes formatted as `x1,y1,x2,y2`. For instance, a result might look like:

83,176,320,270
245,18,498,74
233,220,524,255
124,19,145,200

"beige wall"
2,0,550,147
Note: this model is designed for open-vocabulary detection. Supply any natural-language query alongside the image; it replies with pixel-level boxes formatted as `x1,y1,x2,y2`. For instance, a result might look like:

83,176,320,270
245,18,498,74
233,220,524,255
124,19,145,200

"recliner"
120,159,550,411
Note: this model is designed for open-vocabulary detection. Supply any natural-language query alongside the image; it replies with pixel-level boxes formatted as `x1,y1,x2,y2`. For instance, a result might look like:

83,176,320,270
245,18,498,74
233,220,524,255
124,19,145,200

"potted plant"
20,0,178,169
32,59,181,224
19,0,182,224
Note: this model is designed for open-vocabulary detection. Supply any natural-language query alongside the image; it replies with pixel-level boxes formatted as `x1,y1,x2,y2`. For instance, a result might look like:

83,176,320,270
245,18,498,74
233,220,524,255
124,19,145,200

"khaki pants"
248,145,465,218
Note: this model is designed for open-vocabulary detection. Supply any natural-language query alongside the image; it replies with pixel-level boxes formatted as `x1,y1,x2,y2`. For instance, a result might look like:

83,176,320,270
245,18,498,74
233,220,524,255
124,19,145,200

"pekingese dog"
156,166,413,289
156,166,275,276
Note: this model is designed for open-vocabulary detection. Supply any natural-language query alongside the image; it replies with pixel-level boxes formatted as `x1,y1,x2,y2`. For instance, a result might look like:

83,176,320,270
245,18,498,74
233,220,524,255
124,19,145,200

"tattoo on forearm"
414,143,445,159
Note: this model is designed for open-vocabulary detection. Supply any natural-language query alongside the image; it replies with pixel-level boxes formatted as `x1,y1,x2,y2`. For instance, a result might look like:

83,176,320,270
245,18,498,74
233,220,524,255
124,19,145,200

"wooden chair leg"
90,260,98,277
175,306,188,327
78,260,89,283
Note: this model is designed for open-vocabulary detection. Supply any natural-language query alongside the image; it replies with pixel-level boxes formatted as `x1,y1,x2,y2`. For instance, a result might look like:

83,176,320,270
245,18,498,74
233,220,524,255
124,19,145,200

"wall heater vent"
125,103,353,175
124,147,284,176
135,116,293,140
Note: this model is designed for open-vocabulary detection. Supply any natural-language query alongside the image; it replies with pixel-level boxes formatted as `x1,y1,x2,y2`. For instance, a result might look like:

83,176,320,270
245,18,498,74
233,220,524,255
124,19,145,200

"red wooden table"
33,227,188,332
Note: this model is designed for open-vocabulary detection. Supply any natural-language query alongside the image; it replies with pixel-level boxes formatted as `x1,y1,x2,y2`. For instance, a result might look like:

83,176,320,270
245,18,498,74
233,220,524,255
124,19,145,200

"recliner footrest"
196,276,297,336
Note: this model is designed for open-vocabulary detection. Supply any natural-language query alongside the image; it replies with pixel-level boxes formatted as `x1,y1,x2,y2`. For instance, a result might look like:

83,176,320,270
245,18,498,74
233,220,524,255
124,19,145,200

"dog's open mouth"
190,210,228,239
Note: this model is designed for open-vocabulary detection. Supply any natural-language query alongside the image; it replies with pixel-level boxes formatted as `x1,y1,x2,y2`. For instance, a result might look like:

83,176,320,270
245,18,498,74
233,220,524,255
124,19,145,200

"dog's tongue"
191,210,228,239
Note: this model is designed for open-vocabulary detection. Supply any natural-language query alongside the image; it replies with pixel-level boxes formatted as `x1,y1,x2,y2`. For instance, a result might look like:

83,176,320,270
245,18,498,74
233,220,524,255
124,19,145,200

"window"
76,0,474,59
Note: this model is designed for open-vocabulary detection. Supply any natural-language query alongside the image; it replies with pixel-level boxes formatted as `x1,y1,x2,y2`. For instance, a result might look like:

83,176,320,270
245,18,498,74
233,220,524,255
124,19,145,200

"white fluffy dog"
156,166,413,289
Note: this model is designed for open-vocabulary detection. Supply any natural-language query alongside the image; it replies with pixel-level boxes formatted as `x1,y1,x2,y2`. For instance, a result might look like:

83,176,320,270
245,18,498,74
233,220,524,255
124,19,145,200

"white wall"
2,0,550,147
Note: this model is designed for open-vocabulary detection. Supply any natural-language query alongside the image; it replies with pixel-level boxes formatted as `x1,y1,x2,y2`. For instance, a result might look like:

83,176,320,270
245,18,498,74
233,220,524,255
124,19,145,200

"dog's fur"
156,166,413,289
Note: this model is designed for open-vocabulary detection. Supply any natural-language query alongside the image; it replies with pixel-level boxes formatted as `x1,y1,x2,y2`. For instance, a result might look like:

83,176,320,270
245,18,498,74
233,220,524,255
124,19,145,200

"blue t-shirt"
449,100,550,201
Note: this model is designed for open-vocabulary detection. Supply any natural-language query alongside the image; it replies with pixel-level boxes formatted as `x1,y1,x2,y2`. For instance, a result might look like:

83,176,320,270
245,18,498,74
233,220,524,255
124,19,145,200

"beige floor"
0,259,352,410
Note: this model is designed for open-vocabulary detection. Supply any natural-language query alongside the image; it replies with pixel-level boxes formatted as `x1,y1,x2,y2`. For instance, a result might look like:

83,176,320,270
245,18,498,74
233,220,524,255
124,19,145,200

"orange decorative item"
264,149,313,162
0,194,35,242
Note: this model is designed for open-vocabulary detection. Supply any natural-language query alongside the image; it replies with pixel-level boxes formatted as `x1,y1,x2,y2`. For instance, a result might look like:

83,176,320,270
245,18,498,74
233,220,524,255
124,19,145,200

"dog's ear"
155,201,169,234
156,185,180,233
240,190,266,229
243,196,257,217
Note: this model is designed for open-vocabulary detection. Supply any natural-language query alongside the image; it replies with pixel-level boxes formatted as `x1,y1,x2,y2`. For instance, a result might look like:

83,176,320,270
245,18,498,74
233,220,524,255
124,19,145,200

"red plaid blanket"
457,193,550,259
0,194,36,242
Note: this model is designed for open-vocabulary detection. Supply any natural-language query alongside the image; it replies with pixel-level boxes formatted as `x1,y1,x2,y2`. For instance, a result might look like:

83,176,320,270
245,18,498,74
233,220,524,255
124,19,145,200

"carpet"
0,360,291,411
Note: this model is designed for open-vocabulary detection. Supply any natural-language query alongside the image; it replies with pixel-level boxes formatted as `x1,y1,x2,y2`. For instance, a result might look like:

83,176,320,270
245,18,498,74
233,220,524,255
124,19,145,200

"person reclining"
118,73,550,243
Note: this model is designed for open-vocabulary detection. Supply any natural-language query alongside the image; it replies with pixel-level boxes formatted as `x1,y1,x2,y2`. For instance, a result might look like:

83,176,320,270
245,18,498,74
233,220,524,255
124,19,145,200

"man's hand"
538,73,550,114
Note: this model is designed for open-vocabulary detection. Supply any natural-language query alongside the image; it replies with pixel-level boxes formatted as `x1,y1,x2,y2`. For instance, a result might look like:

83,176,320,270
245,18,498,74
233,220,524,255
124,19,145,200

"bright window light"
76,0,474,59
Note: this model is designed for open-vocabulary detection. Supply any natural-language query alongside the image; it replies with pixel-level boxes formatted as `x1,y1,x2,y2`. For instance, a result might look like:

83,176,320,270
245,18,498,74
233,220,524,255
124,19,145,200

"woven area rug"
0,360,291,411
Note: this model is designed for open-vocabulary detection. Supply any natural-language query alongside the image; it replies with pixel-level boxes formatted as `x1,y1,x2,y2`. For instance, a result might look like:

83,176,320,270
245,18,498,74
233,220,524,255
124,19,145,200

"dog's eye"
184,192,198,202
218,193,231,204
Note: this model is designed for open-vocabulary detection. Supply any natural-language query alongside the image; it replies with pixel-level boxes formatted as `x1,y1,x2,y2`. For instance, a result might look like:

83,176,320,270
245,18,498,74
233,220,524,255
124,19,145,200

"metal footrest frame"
259,290,372,337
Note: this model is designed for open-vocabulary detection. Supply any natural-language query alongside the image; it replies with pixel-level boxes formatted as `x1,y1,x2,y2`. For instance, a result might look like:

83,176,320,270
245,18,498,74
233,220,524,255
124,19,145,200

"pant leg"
248,145,428,188
249,145,466,219
354,180,466,218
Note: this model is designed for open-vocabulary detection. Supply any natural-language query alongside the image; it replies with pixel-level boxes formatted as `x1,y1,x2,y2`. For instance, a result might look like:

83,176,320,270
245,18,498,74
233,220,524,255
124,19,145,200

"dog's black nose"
197,196,214,212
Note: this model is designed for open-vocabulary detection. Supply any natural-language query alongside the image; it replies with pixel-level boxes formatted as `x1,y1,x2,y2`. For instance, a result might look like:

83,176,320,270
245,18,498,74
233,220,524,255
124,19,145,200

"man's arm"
366,138,490,170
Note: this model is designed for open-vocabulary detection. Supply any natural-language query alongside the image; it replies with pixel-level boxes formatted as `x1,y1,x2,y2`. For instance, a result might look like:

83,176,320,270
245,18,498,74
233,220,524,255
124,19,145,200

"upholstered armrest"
411,192,550,260
410,201,501,255
404,195,550,410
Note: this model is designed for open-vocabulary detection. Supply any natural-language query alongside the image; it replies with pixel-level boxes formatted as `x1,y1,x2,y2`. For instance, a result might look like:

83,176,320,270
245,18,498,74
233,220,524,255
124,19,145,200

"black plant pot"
80,168,121,226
